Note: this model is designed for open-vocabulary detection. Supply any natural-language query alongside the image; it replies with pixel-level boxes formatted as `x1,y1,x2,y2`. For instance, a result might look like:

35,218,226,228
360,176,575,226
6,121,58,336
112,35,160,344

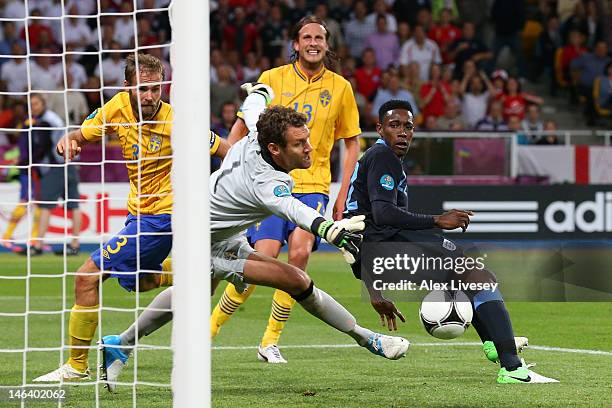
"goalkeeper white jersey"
209,132,322,242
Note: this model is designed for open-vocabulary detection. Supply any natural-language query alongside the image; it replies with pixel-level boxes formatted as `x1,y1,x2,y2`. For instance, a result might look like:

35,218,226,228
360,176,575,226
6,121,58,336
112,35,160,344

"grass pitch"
0,251,611,407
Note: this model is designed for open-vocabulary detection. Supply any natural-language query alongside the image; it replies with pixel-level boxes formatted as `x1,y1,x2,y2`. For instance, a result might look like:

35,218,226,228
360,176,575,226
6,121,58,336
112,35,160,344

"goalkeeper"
33,54,229,382
99,85,409,392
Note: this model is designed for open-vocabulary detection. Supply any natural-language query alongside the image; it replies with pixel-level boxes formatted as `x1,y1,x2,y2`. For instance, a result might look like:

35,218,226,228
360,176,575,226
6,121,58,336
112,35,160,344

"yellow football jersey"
243,63,361,195
81,91,173,215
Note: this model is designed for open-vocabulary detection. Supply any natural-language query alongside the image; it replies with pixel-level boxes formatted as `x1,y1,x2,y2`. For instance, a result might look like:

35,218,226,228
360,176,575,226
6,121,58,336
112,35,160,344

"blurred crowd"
210,0,612,140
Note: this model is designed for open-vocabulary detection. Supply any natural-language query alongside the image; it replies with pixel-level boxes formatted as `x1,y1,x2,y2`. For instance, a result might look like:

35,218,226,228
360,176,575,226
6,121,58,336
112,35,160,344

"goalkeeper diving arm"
228,83,275,144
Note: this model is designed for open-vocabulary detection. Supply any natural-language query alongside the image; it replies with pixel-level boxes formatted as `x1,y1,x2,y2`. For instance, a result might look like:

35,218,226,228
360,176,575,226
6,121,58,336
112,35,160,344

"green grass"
0,252,611,407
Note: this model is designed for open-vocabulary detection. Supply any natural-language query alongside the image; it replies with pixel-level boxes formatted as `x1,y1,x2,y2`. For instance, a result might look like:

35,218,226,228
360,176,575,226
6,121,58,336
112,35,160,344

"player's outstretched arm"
56,129,87,161
433,209,474,232
228,82,275,144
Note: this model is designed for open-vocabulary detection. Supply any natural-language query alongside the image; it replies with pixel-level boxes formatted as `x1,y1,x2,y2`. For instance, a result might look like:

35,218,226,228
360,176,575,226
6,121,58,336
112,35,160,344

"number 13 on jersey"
293,102,312,123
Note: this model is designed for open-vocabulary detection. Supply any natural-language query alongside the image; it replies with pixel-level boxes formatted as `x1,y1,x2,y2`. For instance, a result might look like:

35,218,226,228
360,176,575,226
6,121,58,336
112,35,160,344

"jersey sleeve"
366,149,403,205
80,101,118,142
254,174,321,233
334,82,361,140
209,131,221,155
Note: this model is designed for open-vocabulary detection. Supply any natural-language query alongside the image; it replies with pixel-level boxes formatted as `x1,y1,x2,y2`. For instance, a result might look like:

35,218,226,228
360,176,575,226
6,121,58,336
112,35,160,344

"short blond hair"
124,53,164,84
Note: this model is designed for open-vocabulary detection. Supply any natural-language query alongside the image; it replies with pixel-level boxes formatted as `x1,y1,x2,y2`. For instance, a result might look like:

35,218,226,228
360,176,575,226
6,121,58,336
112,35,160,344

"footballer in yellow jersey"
34,54,228,382
212,16,362,363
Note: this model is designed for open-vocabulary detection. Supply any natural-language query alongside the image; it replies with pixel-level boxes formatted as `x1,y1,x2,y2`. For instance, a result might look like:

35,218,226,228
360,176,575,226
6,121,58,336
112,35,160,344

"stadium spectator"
20,9,56,51
423,114,439,130
431,0,459,21
370,73,419,125
113,3,135,48
211,100,236,172
46,72,89,127
367,0,397,33
428,8,461,64
343,0,375,60
210,64,239,122
65,0,96,15
30,51,62,91
364,14,399,70
475,100,509,131
259,5,285,62
0,22,24,67
561,1,602,47
137,18,159,47
507,114,523,135
399,62,423,107
456,0,489,37
419,63,451,119
392,0,427,26
559,29,588,87
243,52,261,82
416,8,433,32
520,103,544,143
490,68,508,100
399,24,442,81
0,42,28,93
490,0,527,79
28,94,81,255
286,0,310,26
353,48,381,101
63,7,94,53
460,69,495,128
3,0,26,33
571,41,610,124
448,21,492,77
95,41,124,100
64,53,87,90
502,76,544,121
594,61,612,118
330,0,352,25
437,99,467,130
536,15,562,95
224,6,260,56
536,120,561,145
210,48,223,84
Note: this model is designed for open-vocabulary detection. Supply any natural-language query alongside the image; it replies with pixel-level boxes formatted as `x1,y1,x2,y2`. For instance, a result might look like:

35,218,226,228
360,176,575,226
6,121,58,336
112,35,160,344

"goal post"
169,1,210,407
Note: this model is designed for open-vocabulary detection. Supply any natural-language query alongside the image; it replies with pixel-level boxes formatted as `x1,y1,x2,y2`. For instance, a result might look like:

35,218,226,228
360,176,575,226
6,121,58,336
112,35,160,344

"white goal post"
169,1,210,407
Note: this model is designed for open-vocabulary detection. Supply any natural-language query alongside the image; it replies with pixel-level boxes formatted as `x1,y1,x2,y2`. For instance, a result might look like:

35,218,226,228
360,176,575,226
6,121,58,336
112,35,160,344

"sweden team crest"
319,90,331,107
148,134,162,153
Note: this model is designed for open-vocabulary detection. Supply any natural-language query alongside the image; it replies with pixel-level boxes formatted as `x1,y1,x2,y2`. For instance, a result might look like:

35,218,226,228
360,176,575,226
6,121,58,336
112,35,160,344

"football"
419,290,473,340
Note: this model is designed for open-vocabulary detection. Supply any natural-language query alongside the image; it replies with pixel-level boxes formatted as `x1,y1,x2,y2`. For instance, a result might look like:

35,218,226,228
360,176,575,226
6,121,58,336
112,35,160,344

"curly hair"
124,53,165,84
257,106,308,149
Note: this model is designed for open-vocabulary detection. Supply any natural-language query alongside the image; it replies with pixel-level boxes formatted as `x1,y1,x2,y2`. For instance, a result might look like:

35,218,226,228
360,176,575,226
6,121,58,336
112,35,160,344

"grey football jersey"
209,133,322,242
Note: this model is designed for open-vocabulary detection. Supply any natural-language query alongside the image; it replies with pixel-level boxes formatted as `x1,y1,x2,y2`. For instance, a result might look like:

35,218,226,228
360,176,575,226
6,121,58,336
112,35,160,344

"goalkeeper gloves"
240,82,275,106
315,215,365,264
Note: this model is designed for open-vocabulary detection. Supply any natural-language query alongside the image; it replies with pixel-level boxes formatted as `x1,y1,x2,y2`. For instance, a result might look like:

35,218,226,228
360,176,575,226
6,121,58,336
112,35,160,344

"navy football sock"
472,289,521,371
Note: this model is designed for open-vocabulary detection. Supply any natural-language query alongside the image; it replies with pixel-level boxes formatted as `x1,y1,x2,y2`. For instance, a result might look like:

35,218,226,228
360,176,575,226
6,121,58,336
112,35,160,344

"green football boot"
483,336,529,363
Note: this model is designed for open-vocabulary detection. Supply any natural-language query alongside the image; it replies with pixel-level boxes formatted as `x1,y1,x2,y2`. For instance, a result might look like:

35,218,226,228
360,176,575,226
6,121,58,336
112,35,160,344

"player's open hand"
240,82,275,105
371,298,406,331
434,209,474,232
56,135,81,161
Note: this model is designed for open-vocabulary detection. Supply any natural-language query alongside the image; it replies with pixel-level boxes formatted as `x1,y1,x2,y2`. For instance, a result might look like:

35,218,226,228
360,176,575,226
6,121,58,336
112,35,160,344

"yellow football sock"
160,258,173,286
3,204,26,239
30,206,40,239
210,283,256,338
67,304,99,372
261,290,296,347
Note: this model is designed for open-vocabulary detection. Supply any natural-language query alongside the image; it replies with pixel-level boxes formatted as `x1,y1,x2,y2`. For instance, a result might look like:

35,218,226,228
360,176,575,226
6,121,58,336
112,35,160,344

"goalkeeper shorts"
211,234,255,293
91,214,172,291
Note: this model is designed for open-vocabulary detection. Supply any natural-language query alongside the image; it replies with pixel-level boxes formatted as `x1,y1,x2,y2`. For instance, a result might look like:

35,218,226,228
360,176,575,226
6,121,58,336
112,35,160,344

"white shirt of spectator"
95,57,124,99
46,89,89,127
365,12,397,33
462,91,490,127
1,58,28,92
114,17,135,48
30,61,62,91
64,19,94,52
4,1,26,31
66,60,87,90
399,38,442,81
65,0,96,15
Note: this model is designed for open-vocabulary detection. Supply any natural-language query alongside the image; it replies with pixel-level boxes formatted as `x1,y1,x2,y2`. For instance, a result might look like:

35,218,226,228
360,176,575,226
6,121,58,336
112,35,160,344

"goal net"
0,1,208,406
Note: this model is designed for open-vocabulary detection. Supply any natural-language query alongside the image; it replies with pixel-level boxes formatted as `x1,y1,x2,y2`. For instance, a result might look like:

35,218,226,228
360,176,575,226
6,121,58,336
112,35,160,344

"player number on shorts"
292,102,313,123
107,235,128,254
